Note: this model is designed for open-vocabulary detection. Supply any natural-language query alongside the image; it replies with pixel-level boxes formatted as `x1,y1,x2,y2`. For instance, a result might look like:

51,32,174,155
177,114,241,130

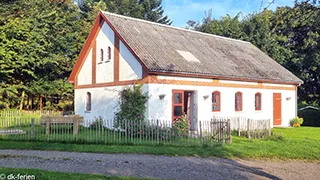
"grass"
0,167,153,180
0,127,319,160
1,120,221,147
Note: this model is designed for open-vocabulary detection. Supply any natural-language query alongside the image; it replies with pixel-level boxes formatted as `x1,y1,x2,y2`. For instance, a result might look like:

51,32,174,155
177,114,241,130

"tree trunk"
19,91,25,111
26,97,30,110
39,96,43,111
31,97,34,110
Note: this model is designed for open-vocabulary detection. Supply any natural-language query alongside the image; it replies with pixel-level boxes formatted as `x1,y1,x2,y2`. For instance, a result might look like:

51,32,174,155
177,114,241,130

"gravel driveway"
0,149,319,180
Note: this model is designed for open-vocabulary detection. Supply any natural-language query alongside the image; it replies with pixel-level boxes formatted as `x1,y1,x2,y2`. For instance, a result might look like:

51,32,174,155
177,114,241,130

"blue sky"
162,0,294,27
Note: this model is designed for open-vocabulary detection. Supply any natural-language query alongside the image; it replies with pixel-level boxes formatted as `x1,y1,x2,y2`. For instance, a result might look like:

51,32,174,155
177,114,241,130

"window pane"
255,93,261,110
235,93,242,111
174,93,182,103
100,49,104,62
212,92,220,111
174,106,183,116
108,47,111,59
86,92,91,111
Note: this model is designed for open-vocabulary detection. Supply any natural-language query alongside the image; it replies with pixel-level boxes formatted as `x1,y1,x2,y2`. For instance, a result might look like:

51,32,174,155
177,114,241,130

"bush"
114,85,149,135
298,109,320,127
142,124,173,141
172,115,189,137
89,116,104,129
265,131,285,141
290,117,304,127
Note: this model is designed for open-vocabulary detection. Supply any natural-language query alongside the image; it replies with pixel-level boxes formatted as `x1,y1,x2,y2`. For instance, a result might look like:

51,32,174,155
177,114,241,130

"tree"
78,0,172,24
274,1,320,105
0,0,86,110
138,0,172,24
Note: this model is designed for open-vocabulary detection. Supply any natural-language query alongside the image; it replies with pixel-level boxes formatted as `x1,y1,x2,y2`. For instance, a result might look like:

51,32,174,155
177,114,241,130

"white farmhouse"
69,11,303,128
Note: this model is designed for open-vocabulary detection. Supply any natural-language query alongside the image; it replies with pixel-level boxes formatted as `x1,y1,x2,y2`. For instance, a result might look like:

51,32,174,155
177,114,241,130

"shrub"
89,116,104,129
172,115,189,137
298,109,320,127
265,131,285,141
142,124,173,141
290,117,304,127
114,84,149,137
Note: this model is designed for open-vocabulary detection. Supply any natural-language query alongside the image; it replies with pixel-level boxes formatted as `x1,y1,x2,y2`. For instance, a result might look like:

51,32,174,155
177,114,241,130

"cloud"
162,0,294,27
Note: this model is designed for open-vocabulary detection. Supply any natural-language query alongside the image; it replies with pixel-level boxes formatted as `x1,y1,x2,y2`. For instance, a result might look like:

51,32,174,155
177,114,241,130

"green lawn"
0,167,153,180
223,127,320,159
0,127,319,160
1,122,223,147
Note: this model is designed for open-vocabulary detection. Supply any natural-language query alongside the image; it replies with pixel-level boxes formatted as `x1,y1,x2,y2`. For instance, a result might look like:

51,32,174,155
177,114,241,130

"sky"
162,0,295,27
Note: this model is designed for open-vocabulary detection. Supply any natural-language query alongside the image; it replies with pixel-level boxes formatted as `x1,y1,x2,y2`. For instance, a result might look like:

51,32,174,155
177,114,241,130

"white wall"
119,40,142,81
75,85,149,127
77,49,92,85
96,22,115,83
75,81,296,128
75,86,121,127
146,82,297,128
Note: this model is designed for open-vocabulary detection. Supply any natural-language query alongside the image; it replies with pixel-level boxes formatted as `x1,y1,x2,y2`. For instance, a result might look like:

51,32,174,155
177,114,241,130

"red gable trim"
68,14,103,83
69,12,149,83
99,12,150,75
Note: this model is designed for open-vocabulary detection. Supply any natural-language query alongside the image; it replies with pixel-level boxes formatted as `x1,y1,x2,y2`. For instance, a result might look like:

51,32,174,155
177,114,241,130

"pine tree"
78,0,172,24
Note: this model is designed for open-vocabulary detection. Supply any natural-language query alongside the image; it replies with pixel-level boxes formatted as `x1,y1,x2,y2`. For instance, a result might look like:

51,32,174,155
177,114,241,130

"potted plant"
290,117,304,127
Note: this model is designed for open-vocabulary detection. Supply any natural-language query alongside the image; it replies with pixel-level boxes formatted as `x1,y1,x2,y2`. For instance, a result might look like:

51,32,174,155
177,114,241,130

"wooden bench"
40,115,84,135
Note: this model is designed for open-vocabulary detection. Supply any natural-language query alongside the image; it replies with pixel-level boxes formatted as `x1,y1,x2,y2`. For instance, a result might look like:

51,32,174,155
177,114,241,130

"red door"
172,90,184,122
273,93,282,125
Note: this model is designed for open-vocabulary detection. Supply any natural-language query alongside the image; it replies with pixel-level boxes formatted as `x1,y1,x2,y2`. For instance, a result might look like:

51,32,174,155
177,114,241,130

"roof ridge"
101,11,250,44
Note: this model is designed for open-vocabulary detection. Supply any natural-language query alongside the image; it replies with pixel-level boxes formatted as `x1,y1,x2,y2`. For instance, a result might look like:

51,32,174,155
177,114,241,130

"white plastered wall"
146,79,297,128
119,40,142,81
96,21,115,83
75,81,296,128
77,49,92,85
74,85,148,127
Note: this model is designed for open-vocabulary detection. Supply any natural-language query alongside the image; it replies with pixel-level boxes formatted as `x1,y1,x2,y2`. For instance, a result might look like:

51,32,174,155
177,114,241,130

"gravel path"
0,149,319,180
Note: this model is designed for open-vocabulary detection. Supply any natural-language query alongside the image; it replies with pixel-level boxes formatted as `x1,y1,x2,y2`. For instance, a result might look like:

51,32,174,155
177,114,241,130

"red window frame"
172,90,184,122
212,91,221,112
235,92,242,111
255,92,262,110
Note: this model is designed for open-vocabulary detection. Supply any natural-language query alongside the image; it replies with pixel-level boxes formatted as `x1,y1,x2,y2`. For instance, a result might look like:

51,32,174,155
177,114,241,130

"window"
100,49,104,62
235,92,242,111
107,46,111,60
212,91,221,112
86,92,91,112
255,93,262,110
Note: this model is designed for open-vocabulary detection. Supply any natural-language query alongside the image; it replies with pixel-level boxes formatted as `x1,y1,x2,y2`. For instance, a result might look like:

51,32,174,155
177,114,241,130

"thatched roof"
102,11,302,84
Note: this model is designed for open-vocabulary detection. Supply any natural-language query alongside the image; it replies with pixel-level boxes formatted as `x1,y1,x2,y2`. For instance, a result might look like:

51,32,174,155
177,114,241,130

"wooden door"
273,93,282,125
172,90,184,122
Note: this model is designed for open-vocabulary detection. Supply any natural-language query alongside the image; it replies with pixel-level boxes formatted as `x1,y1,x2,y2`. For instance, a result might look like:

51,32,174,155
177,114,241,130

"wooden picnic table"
40,115,84,135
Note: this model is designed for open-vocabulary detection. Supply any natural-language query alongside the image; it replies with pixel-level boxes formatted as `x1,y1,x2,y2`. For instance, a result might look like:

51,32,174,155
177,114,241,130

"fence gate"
210,119,231,143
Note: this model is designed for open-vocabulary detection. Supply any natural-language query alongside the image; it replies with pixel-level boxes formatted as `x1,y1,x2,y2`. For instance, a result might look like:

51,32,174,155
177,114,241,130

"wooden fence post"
247,119,251,140
157,120,159,145
238,117,240,136
227,119,232,144
268,119,271,136
73,118,79,135
199,121,202,139
31,118,35,140
46,118,51,135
